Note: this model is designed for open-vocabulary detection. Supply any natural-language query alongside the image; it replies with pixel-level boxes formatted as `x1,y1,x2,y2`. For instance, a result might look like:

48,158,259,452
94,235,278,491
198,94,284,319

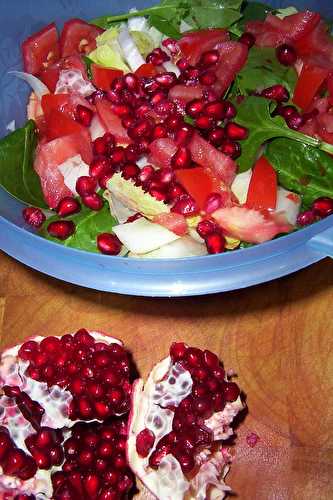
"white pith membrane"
55,69,96,97
127,355,244,500
0,331,125,499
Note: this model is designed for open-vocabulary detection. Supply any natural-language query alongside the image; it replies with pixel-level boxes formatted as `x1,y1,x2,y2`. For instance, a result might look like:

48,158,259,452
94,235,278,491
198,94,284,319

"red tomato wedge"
148,138,178,169
247,10,320,48
174,167,218,210
135,63,158,78
39,54,87,92
34,131,92,208
189,133,237,186
178,28,229,65
44,109,87,141
153,213,188,236
41,93,94,123
168,84,205,110
95,99,131,145
246,156,277,210
294,21,333,60
60,18,103,57
214,42,248,97
293,64,329,110
22,23,60,75
213,206,292,243
91,64,124,91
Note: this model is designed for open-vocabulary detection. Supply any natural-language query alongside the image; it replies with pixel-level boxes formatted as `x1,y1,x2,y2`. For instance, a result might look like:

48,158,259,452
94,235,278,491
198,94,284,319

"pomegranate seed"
203,88,218,102
93,133,115,156
128,118,154,140
86,90,105,105
285,112,304,130
312,197,333,218
122,115,136,129
199,49,220,67
239,32,256,48
155,100,176,117
205,232,225,254
170,342,187,361
208,127,225,146
176,452,195,473
121,163,140,180
186,98,205,118
22,207,46,228
199,70,217,86
89,156,111,179
277,105,298,119
165,113,183,131
171,146,192,169
171,194,198,216
204,193,224,214
136,428,155,457
151,91,167,107
111,76,125,92
110,146,126,166
81,193,104,211
177,57,189,71
162,38,179,55
99,171,114,189
76,176,97,196
138,165,155,184
296,210,316,226
155,167,175,185
225,122,249,140
55,197,80,217
180,66,200,84
152,124,168,140
124,72,139,91
220,139,241,159
97,233,122,255
106,89,123,104
175,124,194,146
203,349,220,369
204,101,226,120
223,381,240,402
195,115,216,130
47,220,75,240
276,44,297,66
224,101,237,120
146,47,170,65
125,143,140,162
167,182,187,202
3,449,26,475
76,105,93,127
149,187,167,202
155,72,178,89
112,103,132,118
261,84,289,102
197,219,217,238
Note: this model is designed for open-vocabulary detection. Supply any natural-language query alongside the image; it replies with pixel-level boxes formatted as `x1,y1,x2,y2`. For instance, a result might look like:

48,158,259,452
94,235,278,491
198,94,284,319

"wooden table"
0,251,332,499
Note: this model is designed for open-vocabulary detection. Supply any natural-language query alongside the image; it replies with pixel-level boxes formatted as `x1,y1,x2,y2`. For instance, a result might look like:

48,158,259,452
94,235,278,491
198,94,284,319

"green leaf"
149,15,182,39
266,138,333,208
235,47,297,96
82,55,94,79
190,6,242,29
40,202,118,252
0,120,46,208
233,1,273,32
235,97,333,171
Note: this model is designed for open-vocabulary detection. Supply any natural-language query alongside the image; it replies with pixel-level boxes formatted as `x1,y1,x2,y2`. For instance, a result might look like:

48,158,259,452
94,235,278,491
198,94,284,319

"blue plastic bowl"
0,0,332,296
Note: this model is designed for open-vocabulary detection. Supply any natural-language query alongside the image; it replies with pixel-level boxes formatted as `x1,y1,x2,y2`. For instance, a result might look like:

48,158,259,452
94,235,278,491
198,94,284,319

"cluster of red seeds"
136,343,240,475
18,330,132,421
51,419,133,500
0,426,37,481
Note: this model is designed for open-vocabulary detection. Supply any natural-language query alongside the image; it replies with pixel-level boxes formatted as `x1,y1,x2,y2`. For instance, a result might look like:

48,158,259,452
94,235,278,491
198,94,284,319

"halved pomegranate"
127,343,244,499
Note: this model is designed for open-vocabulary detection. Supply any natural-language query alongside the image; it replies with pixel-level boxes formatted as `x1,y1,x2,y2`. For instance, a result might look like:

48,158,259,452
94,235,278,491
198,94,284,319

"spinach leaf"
266,138,333,208
82,55,94,79
231,1,273,33
0,120,46,208
40,202,118,252
235,47,297,96
235,97,333,171
149,15,182,39
190,6,242,29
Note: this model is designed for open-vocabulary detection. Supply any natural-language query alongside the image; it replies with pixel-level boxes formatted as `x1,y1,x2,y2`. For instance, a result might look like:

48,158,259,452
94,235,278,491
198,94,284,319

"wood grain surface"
0,251,332,499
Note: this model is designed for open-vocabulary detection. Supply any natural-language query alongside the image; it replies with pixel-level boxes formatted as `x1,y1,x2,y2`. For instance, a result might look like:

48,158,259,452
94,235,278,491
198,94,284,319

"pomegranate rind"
127,355,244,500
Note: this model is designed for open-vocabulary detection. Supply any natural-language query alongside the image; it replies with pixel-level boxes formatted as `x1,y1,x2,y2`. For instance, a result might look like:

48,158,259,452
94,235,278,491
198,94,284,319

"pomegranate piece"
47,220,75,240
22,207,46,228
97,233,122,255
276,44,297,66
127,344,244,499
56,196,81,217
312,197,333,218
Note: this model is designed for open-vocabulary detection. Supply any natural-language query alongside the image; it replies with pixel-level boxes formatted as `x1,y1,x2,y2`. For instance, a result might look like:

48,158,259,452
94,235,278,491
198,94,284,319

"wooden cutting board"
0,251,332,499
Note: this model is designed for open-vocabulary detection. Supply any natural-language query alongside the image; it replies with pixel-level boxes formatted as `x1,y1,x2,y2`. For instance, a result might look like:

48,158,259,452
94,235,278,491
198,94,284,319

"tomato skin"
91,64,124,91
213,41,248,97
246,156,277,210
44,109,87,141
178,28,229,65
39,54,87,92
95,99,131,145
135,63,158,78
153,213,187,236
22,22,60,75
293,64,329,110
174,167,216,210
60,18,103,57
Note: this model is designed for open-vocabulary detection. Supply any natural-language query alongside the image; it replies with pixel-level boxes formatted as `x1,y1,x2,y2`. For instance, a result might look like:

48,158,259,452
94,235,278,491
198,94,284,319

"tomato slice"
178,29,229,65
135,63,158,78
293,64,329,110
91,64,124,91
44,109,87,141
22,23,60,75
39,54,87,92
174,167,218,210
153,213,188,236
246,156,277,210
214,41,248,97
95,99,131,145
60,18,103,57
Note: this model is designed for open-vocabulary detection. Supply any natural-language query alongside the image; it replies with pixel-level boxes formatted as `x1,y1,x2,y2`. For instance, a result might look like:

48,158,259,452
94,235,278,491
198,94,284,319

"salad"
0,0,333,259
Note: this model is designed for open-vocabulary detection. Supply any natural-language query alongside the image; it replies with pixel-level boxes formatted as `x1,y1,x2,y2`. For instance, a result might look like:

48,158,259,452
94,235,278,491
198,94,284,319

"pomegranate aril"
204,101,226,120
149,187,167,202
112,103,132,118
146,47,170,65
152,124,168,140
125,143,140,162
3,449,26,475
197,219,217,238
171,194,198,216
285,111,304,130
110,146,126,166
186,98,205,118
76,176,97,197
124,72,139,91
162,37,179,55
193,397,213,418
205,232,226,254
165,113,183,131
175,452,195,473
82,193,104,211
76,105,93,127
203,349,220,369
171,146,192,169
220,139,241,159
208,127,225,146
199,49,220,67
149,444,171,469
128,118,153,140
225,122,248,140
155,72,177,89
175,124,194,146
136,428,155,458
93,134,115,156
106,89,123,104
261,84,289,102
195,115,216,130
277,105,298,119
97,233,122,255
121,162,140,180
297,210,316,226
177,57,189,71
47,220,75,240
121,115,136,129
87,89,106,105
223,381,240,402
155,99,176,117
224,100,237,120
239,31,256,48
199,70,217,86
312,197,333,218
56,197,81,217
276,44,297,66
22,207,46,228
